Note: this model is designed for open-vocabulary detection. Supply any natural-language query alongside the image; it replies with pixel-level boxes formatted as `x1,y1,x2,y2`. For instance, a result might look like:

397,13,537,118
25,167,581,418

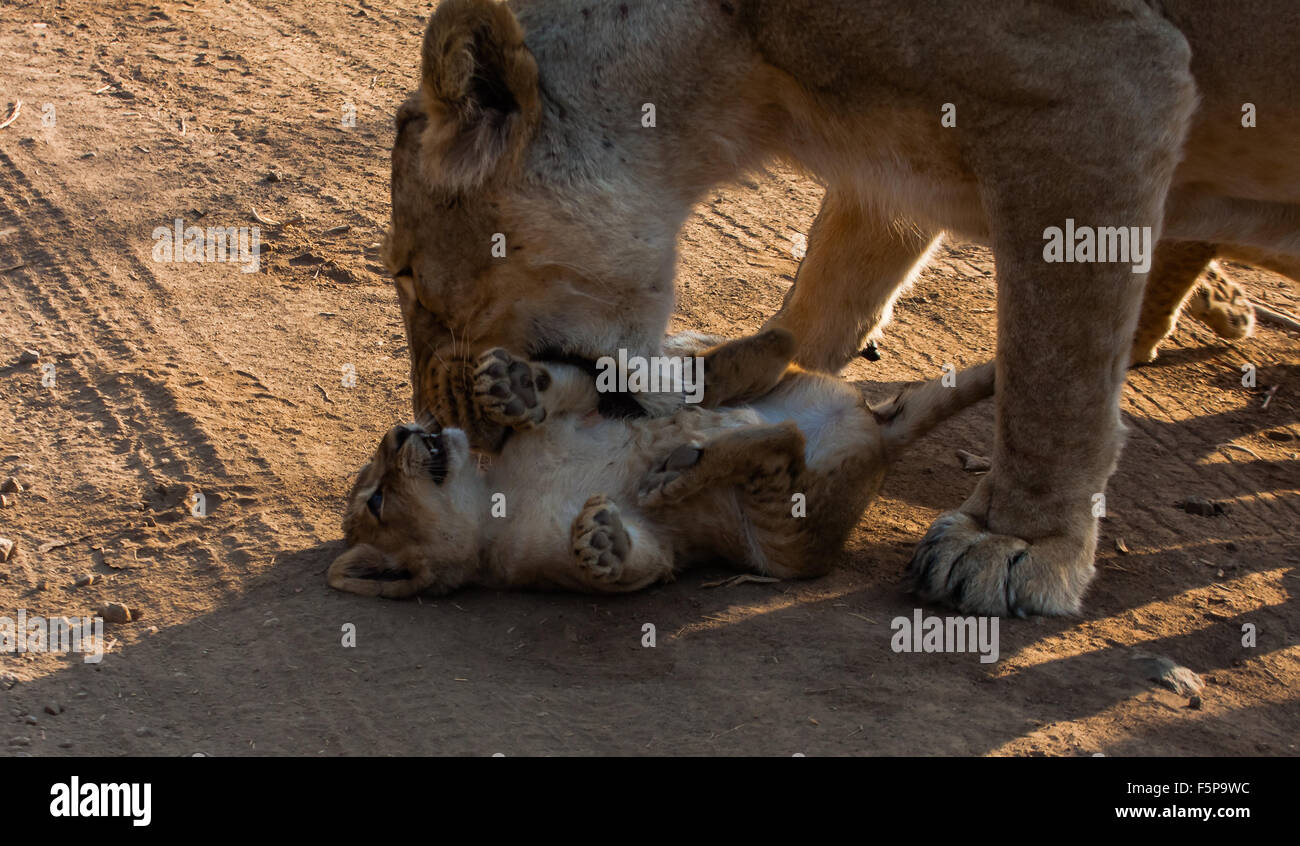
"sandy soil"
0,1,1296,757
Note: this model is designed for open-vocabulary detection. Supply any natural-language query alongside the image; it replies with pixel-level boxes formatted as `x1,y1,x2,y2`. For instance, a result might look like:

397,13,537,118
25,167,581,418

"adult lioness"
385,0,1300,616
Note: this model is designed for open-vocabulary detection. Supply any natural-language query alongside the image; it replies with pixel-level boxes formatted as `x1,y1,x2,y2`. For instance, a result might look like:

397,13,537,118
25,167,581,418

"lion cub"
330,330,993,597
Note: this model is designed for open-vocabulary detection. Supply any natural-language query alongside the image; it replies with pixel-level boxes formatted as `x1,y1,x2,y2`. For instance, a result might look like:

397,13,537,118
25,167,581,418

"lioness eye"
367,489,383,518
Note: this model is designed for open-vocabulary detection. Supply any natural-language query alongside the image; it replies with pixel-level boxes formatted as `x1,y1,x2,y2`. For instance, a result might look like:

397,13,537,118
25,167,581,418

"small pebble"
35,579,48,591
8,736,30,747
94,602,135,623
1265,430,1294,442
2,477,21,494
0,494,12,508
17,350,39,365
0,537,14,562
23,715,37,725
74,573,98,587
1176,496,1227,517
44,703,61,715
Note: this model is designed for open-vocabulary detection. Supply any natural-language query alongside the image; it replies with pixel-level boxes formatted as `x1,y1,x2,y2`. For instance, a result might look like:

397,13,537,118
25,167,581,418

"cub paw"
571,495,632,581
472,348,550,429
907,511,1095,617
637,443,704,507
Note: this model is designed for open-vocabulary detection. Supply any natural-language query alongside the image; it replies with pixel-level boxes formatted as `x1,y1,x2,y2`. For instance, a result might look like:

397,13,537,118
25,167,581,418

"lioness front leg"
763,189,940,374
637,422,805,508
472,348,598,429
909,28,1197,616
569,495,674,592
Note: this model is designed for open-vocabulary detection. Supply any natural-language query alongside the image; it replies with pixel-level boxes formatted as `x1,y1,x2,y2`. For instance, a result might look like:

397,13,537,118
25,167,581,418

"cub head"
386,0,684,449
329,423,485,598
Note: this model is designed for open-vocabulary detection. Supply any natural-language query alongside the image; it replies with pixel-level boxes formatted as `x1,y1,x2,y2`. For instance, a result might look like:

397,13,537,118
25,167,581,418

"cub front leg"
472,348,599,429
569,495,674,592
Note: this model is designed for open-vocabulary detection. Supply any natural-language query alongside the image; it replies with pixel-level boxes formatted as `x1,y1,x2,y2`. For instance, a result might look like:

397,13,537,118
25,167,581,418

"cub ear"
328,544,428,599
419,0,541,191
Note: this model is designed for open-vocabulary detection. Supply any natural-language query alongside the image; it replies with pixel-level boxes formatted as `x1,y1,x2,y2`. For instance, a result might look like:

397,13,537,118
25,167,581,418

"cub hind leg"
636,421,806,508
567,494,674,593
637,375,883,580
635,421,820,578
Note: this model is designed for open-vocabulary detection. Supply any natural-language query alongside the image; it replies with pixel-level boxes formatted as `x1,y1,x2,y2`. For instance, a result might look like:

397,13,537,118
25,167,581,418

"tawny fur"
330,331,994,597
382,0,1299,615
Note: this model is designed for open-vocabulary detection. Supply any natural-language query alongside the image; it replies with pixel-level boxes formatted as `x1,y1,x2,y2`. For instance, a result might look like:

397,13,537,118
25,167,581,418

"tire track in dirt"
0,154,327,570
1125,352,1300,530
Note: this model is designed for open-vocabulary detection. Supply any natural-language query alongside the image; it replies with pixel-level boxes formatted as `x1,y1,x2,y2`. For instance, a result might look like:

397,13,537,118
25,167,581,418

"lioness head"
386,0,697,450
329,423,485,597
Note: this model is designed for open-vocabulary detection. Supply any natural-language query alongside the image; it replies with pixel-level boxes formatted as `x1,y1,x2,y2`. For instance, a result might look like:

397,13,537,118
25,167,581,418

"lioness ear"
419,0,540,190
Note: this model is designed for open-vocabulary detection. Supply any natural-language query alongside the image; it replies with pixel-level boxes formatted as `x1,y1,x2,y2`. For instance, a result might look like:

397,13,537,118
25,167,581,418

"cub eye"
366,489,383,518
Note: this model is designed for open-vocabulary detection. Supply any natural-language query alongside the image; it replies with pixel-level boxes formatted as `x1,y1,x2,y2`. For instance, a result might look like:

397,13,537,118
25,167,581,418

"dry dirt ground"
0,1,1296,757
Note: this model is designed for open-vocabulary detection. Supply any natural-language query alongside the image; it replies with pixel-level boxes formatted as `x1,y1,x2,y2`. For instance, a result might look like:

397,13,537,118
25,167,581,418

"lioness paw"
907,511,1095,617
1186,266,1255,341
571,494,631,581
472,348,550,429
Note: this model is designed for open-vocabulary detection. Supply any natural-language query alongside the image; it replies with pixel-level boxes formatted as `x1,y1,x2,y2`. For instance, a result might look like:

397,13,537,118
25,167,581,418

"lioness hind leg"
636,422,805,508
1183,261,1256,341
1130,240,1227,364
